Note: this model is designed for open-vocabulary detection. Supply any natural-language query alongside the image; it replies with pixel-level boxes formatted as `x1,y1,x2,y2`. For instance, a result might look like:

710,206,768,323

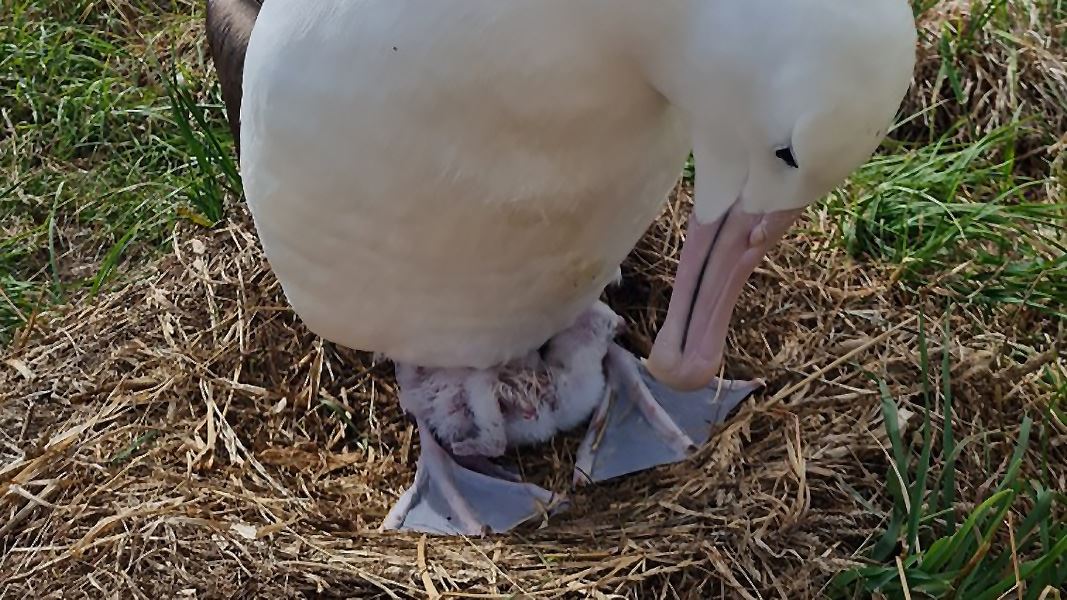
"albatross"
206,0,917,535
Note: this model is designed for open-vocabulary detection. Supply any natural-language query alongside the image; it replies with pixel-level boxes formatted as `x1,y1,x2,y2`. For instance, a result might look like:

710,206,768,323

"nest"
1,4,1064,597
2,187,1061,597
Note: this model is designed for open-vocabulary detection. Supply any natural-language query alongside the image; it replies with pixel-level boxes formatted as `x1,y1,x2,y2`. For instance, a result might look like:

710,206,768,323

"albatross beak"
646,204,804,391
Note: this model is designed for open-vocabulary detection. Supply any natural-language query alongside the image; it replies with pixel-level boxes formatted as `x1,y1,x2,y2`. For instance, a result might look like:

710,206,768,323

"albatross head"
645,0,917,390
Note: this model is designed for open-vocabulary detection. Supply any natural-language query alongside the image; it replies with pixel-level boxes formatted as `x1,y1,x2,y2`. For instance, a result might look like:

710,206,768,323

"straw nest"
1,6,1063,598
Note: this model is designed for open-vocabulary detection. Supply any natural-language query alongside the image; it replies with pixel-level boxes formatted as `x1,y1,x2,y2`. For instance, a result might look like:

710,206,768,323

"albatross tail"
206,0,262,155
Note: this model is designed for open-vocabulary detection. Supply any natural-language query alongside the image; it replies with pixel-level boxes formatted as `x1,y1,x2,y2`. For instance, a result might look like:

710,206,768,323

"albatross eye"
775,146,799,169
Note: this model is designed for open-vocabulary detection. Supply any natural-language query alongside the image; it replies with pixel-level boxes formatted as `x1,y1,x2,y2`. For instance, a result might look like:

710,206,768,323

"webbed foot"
574,344,763,485
382,419,567,535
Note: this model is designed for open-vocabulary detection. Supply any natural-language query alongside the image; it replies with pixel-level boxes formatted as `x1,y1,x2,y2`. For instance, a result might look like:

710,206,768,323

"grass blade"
994,416,1033,495
908,311,936,554
922,489,1015,573
90,222,139,295
938,313,957,530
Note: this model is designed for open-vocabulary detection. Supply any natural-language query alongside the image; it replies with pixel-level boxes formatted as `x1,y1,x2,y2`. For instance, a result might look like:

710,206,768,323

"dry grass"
1,202,1061,597
1,2,1064,598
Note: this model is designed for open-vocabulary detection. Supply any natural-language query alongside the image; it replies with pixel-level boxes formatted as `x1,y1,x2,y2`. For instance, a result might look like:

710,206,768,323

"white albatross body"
229,0,917,535
241,2,688,369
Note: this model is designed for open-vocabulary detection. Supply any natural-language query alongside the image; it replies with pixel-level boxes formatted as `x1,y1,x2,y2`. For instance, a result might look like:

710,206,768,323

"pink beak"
645,204,804,391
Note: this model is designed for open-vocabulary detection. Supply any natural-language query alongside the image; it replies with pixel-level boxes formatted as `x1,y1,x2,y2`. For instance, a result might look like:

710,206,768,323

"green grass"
0,0,235,344
829,126,1067,318
820,3,1067,587
918,0,1067,110
830,312,1067,599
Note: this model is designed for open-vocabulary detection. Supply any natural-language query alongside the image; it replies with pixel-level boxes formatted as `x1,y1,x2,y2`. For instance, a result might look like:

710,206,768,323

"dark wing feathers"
206,0,262,155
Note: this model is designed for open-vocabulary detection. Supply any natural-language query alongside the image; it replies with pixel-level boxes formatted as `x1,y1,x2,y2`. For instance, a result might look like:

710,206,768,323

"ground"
1,1,1065,598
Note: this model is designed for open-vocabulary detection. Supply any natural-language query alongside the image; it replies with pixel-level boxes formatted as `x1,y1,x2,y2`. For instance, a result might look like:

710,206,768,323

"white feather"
240,0,916,370
241,1,688,369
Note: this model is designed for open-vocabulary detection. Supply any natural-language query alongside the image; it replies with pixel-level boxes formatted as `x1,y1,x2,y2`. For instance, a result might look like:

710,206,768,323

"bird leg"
574,344,763,485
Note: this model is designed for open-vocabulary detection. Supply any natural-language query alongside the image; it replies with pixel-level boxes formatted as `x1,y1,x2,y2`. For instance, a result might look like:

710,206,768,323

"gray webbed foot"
454,455,522,482
574,344,763,485
382,421,567,535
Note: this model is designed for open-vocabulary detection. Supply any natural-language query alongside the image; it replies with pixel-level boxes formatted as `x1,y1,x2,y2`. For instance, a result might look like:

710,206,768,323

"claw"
382,420,568,535
574,344,763,485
